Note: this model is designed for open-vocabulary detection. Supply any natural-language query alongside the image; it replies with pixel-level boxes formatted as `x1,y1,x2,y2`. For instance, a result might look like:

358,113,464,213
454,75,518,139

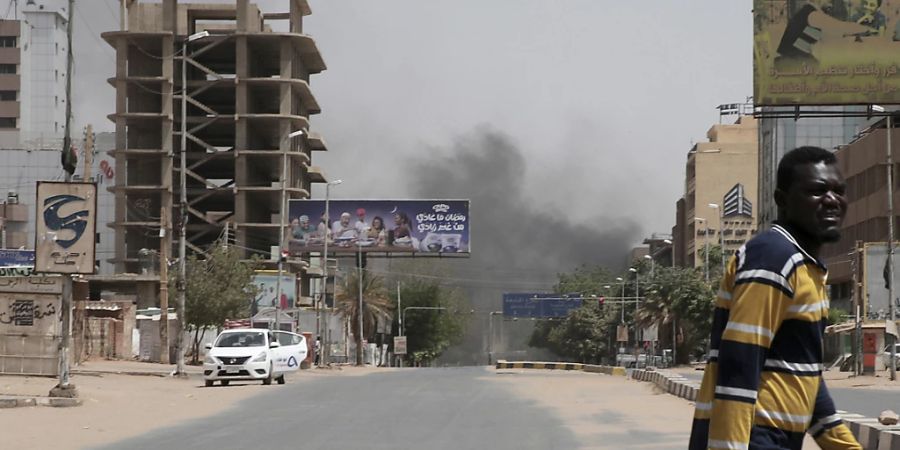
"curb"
630,368,699,402
629,369,900,450
0,396,82,408
494,360,625,376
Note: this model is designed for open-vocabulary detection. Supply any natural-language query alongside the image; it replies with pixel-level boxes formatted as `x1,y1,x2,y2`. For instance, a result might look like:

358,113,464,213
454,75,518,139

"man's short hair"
776,146,837,192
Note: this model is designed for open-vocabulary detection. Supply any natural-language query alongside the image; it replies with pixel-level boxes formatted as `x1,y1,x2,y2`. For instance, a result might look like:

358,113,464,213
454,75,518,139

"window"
0,64,15,74
0,37,16,48
0,117,16,128
0,91,15,101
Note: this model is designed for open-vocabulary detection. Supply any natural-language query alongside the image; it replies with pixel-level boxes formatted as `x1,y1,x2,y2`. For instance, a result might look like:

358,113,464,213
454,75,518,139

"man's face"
341,215,350,226
776,161,847,243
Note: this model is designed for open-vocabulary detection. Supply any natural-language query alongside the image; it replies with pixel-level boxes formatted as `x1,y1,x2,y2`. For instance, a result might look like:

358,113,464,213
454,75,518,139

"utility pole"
82,125,93,180
886,112,896,381
62,0,74,182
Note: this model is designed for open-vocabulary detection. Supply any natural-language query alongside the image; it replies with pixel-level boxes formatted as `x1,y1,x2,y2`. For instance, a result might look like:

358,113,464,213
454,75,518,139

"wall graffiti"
0,299,57,326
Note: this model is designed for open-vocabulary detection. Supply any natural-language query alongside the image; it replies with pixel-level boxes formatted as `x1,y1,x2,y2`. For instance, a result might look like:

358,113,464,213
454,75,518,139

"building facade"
821,119,900,314
756,106,868,229
0,2,68,149
103,0,327,276
675,115,759,269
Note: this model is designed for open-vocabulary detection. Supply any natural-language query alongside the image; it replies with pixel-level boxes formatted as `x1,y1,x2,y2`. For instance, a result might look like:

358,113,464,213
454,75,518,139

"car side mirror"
269,342,281,348
205,343,213,350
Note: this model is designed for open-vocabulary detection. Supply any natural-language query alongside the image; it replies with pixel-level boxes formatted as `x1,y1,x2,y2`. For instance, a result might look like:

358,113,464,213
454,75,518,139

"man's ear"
773,188,786,211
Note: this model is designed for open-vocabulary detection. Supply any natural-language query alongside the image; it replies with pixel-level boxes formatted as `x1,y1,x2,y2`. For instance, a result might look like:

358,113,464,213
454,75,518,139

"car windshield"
215,331,266,348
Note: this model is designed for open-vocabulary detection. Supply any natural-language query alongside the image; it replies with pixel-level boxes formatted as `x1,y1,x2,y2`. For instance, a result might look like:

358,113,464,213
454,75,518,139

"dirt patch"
0,372,268,449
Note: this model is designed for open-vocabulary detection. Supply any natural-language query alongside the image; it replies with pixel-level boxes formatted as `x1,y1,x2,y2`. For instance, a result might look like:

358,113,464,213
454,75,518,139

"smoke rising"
402,127,643,365
406,127,641,276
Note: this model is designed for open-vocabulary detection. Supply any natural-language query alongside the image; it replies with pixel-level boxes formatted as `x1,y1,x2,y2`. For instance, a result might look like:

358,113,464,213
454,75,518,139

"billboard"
251,271,296,315
864,242,895,320
0,249,34,267
754,0,900,105
286,200,470,256
34,182,97,274
502,293,583,318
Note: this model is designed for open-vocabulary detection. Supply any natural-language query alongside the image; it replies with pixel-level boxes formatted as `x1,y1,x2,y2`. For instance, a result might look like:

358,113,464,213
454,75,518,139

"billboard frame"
286,198,472,259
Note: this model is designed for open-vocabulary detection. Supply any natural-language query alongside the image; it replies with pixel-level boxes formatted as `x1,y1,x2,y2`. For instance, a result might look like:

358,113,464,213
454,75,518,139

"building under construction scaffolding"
102,0,327,277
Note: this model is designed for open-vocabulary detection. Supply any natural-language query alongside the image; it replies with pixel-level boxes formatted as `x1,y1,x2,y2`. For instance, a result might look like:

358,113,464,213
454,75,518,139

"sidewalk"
72,359,204,378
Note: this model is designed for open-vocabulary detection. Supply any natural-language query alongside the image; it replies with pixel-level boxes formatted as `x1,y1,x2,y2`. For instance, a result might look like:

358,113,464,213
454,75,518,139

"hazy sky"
63,0,753,260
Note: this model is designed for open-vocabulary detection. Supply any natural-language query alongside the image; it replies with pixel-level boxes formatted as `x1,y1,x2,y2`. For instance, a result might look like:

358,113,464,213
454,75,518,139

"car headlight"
204,355,217,365
251,351,267,363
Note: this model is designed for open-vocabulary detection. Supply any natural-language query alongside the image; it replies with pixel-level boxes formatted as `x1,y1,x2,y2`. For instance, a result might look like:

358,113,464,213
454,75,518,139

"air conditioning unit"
6,191,18,204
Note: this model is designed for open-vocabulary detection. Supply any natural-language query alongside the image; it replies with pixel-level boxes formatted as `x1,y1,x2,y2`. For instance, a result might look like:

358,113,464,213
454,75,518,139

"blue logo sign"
287,356,298,368
42,194,89,249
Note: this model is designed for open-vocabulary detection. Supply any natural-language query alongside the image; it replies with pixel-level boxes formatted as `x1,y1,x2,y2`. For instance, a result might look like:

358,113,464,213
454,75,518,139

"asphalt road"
94,366,692,450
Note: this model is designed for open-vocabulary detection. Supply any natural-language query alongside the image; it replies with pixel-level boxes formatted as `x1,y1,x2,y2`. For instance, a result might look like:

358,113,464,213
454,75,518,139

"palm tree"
334,270,394,365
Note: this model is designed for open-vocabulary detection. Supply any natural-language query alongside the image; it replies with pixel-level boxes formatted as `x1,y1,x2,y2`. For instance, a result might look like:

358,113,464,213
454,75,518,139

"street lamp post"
275,129,307,334
694,217,709,282
615,277,625,324
663,239,674,267
175,30,209,377
644,254,654,276
874,104,896,380
629,267,640,366
709,203,724,275
318,179,342,368
487,311,501,365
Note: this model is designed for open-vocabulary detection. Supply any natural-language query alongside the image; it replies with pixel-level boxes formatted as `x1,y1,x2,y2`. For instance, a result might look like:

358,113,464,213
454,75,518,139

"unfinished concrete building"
102,0,327,278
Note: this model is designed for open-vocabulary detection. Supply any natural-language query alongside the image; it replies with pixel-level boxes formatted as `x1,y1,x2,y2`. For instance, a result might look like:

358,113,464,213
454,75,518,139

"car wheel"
277,375,286,385
205,380,214,387
263,363,274,385
220,380,230,386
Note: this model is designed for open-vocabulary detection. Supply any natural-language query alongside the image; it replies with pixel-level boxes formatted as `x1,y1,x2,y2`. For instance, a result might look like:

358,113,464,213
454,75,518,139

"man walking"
689,147,860,449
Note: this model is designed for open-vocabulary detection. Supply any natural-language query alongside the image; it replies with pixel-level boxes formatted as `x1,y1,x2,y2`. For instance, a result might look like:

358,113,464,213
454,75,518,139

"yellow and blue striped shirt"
689,224,860,450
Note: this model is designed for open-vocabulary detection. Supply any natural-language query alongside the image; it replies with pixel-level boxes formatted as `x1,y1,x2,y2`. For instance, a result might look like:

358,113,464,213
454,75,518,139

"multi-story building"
756,106,869,229
821,118,900,314
0,2,68,149
674,115,759,269
102,0,327,274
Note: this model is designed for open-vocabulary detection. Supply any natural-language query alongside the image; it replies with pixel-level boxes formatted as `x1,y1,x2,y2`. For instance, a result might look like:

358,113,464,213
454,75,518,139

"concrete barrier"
494,360,583,370
494,360,625,376
630,368,700,403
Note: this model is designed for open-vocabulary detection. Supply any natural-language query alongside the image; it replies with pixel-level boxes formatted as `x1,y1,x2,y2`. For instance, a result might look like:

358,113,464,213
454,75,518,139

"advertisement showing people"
286,200,470,256
754,0,900,105
250,272,296,316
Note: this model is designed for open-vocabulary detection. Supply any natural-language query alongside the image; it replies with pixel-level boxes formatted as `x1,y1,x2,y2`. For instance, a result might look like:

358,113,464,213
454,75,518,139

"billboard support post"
356,246,363,366
318,179,342,368
884,111,896,381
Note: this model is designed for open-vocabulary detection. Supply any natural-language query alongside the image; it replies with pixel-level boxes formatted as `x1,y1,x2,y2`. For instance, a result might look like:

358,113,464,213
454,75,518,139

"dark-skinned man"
689,146,861,450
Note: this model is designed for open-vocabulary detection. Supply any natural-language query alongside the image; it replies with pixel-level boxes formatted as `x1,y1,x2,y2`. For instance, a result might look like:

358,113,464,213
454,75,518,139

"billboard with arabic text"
754,0,900,105
287,200,470,256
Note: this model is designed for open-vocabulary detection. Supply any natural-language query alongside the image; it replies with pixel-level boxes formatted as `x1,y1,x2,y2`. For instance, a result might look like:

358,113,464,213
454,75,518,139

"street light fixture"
694,217,709,282
629,267,640,365
643,254,654,276
709,203,724,275
317,179,342,368
175,29,210,377
274,129,307,334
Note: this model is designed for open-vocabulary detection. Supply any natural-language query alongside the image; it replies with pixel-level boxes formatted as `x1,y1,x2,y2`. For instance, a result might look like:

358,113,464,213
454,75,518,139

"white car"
203,329,308,387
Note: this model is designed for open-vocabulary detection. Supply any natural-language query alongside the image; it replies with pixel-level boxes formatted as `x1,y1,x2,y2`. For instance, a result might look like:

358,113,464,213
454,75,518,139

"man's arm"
707,272,793,447
809,378,861,450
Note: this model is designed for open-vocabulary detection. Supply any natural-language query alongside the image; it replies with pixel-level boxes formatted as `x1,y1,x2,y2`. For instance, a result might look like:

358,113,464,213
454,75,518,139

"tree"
396,280,467,366
636,266,715,364
174,240,260,363
530,302,618,364
334,271,394,365
529,265,620,362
